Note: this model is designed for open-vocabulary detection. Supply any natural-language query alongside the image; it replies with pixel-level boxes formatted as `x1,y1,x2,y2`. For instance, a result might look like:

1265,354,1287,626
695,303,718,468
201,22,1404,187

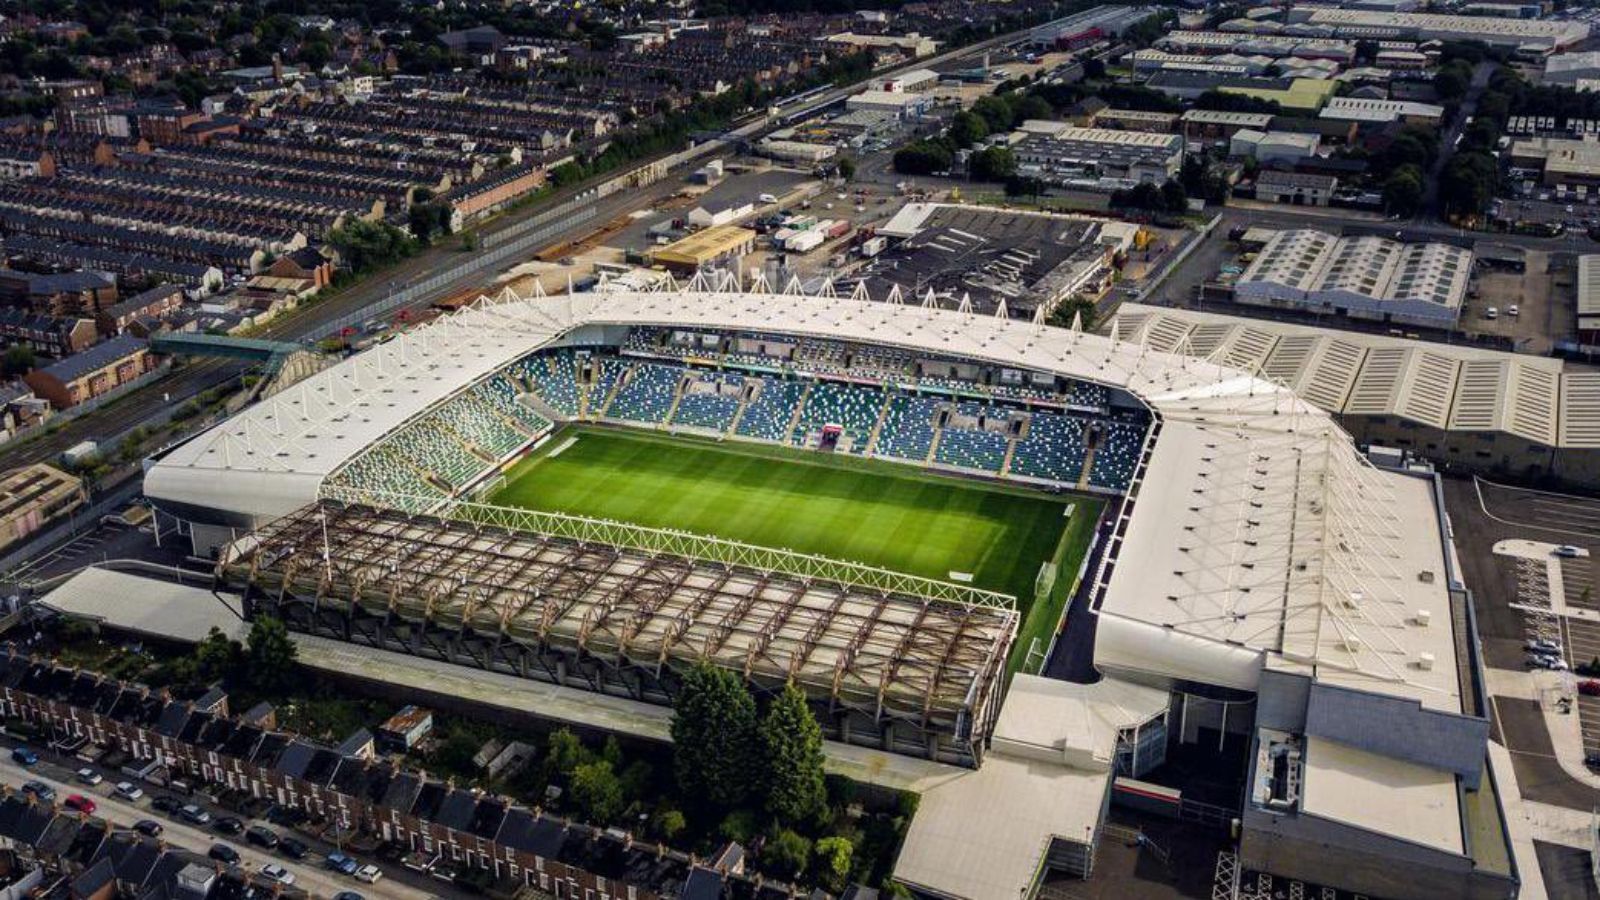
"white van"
758,193,778,204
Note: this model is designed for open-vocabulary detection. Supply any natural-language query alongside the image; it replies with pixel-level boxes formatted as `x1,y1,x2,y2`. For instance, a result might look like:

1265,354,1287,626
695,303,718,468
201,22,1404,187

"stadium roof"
147,271,1455,702
1108,303,1584,449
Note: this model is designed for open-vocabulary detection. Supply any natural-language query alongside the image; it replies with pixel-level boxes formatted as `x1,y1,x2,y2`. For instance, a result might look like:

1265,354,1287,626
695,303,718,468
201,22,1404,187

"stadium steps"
1000,437,1018,477
924,429,942,465
726,385,754,435
782,382,814,445
1077,446,1097,491
864,395,892,455
594,364,631,419
662,375,688,428
517,388,567,424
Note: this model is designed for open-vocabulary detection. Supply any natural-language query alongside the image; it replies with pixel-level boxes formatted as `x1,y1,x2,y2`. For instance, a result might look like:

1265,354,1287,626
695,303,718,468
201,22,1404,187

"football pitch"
490,427,1101,667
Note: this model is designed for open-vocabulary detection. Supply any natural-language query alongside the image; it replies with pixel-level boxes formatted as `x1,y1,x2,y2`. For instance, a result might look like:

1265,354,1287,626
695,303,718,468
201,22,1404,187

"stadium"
144,271,1514,900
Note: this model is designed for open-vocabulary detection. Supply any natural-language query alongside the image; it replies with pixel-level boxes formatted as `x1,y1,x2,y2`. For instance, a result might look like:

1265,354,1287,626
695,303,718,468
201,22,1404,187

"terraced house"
0,650,791,900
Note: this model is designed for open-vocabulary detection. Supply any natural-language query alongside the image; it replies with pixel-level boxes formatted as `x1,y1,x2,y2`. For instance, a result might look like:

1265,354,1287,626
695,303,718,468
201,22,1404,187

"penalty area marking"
547,436,579,459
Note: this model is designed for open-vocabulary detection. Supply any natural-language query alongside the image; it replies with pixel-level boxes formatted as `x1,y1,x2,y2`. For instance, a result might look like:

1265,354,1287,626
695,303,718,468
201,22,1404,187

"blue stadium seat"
734,379,805,441
875,394,941,462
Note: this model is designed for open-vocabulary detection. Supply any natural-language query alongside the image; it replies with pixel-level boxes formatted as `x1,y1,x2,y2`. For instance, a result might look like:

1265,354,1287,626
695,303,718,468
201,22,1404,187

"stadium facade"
146,274,1515,900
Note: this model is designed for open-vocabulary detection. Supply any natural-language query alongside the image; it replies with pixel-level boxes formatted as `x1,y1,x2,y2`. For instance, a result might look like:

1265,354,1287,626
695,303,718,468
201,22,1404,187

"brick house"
0,651,795,900
23,334,157,409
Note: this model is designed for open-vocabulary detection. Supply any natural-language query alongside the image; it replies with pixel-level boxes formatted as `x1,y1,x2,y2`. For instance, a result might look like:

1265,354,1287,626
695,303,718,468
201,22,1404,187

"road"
0,738,466,900
0,30,1030,475
1420,61,1495,221
0,758,398,899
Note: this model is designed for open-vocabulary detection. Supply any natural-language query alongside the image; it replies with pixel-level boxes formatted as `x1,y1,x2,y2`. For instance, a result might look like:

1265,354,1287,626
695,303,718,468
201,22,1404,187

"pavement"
0,751,430,900
293,634,965,795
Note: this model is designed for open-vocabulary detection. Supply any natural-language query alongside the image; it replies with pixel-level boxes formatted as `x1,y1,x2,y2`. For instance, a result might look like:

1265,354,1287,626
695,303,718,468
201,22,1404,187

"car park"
63,794,96,815
75,768,102,786
113,782,143,801
208,844,240,865
132,820,163,838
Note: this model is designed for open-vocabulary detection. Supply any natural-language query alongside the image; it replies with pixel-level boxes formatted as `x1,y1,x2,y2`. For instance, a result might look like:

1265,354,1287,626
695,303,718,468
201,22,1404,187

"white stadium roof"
146,272,1455,706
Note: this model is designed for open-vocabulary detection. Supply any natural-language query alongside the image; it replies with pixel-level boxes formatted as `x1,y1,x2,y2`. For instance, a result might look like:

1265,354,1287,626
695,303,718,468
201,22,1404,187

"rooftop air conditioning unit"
1414,609,1431,627
1342,633,1363,653
1417,652,1436,671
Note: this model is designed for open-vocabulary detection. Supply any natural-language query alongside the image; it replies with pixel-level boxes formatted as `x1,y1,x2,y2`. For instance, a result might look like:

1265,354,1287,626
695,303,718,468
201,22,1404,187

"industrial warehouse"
1233,228,1473,328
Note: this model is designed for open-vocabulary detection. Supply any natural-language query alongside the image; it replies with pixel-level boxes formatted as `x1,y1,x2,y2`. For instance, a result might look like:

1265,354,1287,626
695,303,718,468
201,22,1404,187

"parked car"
1528,638,1562,654
245,825,279,848
11,747,38,766
213,816,244,835
354,864,383,885
1557,545,1583,558
260,864,296,887
1580,680,1600,697
208,844,240,865
332,892,365,900
1508,304,1520,316
1586,752,1600,768
151,796,182,815
113,782,143,801
75,768,102,786
63,795,96,815
278,837,309,860
179,805,211,826
132,820,164,838
326,852,359,876
21,781,54,802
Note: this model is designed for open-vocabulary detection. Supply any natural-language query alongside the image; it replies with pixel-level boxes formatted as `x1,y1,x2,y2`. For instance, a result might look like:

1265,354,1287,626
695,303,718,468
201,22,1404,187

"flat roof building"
0,463,84,552
1011,122,1185,183
1282,7,1590,50
1320,96,1445,126
1579,254,1600,343
649,225,756,273
1235,228,1470,327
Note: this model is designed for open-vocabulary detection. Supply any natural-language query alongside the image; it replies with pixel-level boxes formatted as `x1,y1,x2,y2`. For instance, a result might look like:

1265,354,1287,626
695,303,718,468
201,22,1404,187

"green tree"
971,94,1016,132
1,344,34,377
547,728,588,776
1160,179,1189,213
1011,94,1054,125
947,111,989,149
195,627,242,682
759,684,827,825
836,156,856,181
968,146,1017,183
813,836,854,892
1440,151,1498,219
1382,164,1425,217
653,808,686,841
1434,60,1473,101
765,828,812,879
892,140,953,176
571,759,625,823
245,616,298,693
671,663,758,810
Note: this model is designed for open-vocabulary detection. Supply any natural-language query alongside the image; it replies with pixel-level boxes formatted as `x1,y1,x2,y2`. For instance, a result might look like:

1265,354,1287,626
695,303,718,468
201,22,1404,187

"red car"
1580,680,1600,697
63,794,96,815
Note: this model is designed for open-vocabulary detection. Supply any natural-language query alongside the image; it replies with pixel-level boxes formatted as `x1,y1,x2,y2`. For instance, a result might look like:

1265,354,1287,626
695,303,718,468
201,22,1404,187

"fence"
313,199,600,341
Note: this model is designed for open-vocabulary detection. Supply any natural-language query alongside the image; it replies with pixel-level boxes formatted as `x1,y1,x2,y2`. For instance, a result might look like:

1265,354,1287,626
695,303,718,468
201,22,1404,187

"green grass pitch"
489,427,1102,669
